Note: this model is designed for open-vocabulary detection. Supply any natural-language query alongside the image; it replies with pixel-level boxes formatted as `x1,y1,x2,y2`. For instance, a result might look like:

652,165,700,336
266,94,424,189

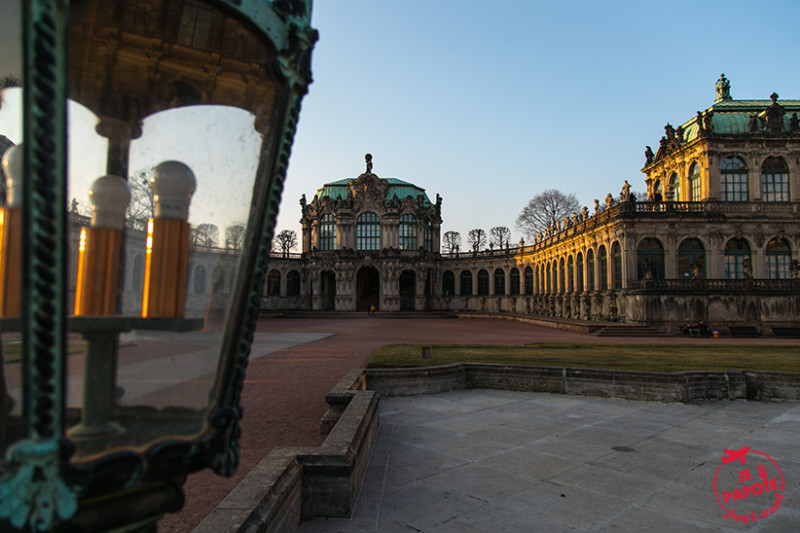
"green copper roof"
315,176,432,204
680,99,800,142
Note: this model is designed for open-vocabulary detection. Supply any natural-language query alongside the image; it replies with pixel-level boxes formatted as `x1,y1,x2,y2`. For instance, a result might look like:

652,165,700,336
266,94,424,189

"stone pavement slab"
297,390,800,532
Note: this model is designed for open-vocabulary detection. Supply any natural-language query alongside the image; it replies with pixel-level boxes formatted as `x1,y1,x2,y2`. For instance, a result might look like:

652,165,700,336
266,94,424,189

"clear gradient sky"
2,1,799,246
276,0,800,244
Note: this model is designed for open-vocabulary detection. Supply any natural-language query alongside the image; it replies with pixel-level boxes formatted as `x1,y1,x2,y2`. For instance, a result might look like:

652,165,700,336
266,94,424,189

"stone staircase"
592,324,672,337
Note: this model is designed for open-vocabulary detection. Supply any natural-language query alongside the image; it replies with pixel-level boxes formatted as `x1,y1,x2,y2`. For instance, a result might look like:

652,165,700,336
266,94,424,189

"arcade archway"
399,270,416,311
320,270,336,311
356,267,380,312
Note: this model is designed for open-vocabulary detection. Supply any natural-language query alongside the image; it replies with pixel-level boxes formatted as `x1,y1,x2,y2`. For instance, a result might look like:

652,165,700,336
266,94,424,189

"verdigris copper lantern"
0,1,316,530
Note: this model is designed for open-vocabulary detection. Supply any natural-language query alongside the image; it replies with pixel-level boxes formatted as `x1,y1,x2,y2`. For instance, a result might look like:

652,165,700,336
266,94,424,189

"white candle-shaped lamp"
74,175,131,315
0,145,23,317
142,161,196,318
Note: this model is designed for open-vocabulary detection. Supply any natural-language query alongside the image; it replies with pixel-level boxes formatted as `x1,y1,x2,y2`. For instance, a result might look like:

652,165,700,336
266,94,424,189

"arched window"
724,238,751,279
586,249,595,291
598,246,608,290
678,238,705,279
510,268,520,295
688,163,701,201
637,238,664,280
761,157,789,202
356,212,380,250
721,156,748,202
559,258,566,293
319,214,337,250
194,265,207,295
524,266,533,295
423,220,433,252
669,173,680,201
612,242,623,289
266,269,281,296
494,268,506,295
286,270,301,296
399,214,417,250
459,270,472,296
567,256,574,292
442,271,455,296
551,260,558,293
576,252,584,292
477,269,490,295
766,238,792,279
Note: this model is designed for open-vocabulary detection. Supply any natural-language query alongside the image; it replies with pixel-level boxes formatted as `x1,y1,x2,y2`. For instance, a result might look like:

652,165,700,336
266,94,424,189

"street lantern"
0,1,316,531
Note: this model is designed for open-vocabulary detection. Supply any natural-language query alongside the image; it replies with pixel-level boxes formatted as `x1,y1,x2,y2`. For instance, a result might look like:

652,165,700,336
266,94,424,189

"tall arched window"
442,271,455,296
399,214,417,250
598,246,608,290
611,242,623,289
266,269,281,296
423,220,433,252
524,266,533,295
721,156,748,202
356,212,380,250
510,268,520,295
688,162,701,201
552,260,558,293
286,270,301,296
493,268,506,295
477,269,490,295
761,157,790,202
637,238,664,280
576,252,584,292
669,173,680,201
766,238,792,279
319,213,337,250
724,238,751,279
559,258,566,293
586,249,595,291
678,238,705,279
459,270,472,296
567,256,574,292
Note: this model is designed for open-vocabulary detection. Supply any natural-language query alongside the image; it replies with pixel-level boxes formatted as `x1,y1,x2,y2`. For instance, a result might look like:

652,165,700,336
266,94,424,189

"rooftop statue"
715,73,731,102
365,153,373,174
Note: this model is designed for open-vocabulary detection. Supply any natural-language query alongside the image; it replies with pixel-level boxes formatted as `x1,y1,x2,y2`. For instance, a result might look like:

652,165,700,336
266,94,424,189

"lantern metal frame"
0,1,316,531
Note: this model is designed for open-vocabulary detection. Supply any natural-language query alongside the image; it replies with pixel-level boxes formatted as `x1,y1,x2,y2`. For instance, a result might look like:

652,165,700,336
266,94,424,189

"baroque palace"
263,75,800,332
5,77,797,332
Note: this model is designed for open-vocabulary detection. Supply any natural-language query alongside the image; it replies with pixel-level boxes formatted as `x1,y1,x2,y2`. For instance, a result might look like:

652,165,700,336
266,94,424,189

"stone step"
593,325,672,337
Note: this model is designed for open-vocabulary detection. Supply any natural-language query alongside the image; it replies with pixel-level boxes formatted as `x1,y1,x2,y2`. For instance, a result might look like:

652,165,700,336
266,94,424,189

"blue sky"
277,0,800,243
1,1,799,245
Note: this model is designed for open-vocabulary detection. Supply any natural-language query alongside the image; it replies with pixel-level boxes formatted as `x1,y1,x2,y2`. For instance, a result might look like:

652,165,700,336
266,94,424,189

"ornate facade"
263,77,800,332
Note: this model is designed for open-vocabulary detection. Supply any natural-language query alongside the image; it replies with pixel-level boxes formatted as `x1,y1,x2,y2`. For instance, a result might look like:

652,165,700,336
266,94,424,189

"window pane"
356,212,380,250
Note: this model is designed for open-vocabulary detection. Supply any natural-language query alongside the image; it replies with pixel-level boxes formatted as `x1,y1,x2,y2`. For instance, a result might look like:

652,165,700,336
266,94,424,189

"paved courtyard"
298,389,800,532
151,317,799,532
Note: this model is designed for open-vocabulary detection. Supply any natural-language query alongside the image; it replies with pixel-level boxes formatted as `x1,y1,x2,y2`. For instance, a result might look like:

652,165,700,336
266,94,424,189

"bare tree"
466,228,486,252
0,74,21,89
224,223,246,251
191,223,219,247
515,189,580,239
273,229,297,256
442,231,461,254
489,226,511,249
125,167,154,231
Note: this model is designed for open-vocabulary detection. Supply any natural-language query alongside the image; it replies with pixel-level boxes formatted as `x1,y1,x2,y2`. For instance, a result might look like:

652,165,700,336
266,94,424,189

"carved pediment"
350,173,388,211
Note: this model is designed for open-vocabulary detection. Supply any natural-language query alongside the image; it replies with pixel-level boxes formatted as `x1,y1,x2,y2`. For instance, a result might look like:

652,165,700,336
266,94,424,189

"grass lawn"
2,340,87,364
368,343,800,373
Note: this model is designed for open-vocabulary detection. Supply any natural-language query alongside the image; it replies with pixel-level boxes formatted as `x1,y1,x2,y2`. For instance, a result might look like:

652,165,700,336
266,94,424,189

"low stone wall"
194,373,377,533
366,363,799,403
